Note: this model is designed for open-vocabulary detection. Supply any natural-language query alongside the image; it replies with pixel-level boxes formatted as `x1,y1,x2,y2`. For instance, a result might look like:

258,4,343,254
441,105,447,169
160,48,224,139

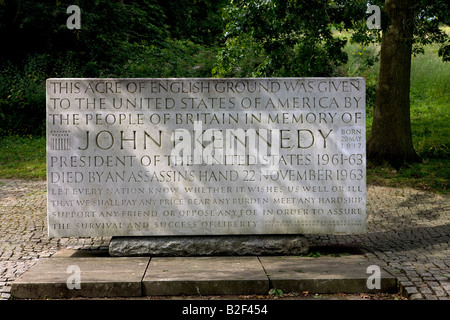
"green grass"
367,159,449,194
0,135,46,179
410,45,450,159
340,39,449,194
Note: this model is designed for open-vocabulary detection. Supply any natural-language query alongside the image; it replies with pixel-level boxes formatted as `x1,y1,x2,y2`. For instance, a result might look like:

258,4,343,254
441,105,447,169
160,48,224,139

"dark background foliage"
0,0,448,136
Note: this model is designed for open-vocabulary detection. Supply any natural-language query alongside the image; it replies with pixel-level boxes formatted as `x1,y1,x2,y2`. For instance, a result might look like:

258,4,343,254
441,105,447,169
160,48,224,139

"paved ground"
0,179,449,300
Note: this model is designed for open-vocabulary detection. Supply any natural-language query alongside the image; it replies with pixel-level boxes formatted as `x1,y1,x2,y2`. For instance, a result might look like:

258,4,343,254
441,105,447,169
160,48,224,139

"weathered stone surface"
11,253,397,298
47,78,366,237
11,257,149,299
259,255,397,294
143,257,269,295
109,235,309,257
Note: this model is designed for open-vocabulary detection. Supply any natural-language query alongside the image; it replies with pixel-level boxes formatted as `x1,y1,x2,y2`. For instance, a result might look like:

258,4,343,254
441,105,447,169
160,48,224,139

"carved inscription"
47,78,366,236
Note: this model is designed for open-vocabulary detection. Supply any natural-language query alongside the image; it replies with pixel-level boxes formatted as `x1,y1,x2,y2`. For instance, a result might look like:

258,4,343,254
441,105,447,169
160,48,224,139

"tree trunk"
367,0,420,169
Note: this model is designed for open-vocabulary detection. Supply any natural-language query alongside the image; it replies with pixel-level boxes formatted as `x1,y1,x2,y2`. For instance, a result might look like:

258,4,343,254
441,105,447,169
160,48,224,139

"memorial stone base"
108,235,309,257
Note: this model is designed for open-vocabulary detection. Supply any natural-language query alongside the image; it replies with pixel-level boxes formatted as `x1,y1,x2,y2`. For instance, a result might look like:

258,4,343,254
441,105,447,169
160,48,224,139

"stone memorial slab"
47,78,366,237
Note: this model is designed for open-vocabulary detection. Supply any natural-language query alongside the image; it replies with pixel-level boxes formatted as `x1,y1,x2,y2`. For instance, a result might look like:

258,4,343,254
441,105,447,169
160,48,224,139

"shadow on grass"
367,159,449,195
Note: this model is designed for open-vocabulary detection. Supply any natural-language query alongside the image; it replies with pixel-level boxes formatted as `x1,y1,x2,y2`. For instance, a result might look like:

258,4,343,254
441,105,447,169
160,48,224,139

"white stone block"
46,78,366,237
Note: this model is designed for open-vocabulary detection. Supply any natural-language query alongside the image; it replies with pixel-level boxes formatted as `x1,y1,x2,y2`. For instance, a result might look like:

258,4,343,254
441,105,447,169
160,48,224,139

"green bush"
118,40,218,78
215,0,350,78
0,0,169,135
0,52,85,136
0,57,46,136
213,35,267,77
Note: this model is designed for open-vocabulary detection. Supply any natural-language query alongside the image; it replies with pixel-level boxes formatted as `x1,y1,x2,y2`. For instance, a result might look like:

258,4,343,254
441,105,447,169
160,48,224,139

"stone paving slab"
11,257,149,299
259,255,397,294
51,248,111,258
143,257,269,296
10,253,397,299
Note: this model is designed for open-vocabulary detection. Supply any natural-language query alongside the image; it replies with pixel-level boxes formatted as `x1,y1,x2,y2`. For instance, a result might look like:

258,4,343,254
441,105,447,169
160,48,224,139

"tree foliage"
0,0,168,74
350,0,449,168
0,0,169,134
214,0,358,77
0,0,448,142
156,0,227,45
349,0,449,60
